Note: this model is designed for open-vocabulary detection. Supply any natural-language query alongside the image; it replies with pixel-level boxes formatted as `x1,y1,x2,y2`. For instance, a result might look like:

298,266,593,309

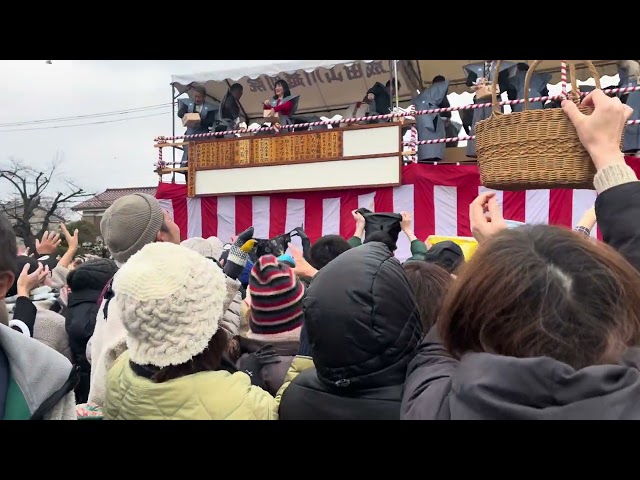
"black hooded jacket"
279,242,423,420
66,260,118,364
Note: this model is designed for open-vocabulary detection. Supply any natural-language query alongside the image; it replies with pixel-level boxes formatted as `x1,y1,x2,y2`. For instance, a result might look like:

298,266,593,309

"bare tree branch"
0,173,27,203
0,155,94,251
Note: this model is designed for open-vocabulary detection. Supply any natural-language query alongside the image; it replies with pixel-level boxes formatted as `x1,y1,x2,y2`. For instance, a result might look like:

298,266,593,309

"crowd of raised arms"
2,90,640,420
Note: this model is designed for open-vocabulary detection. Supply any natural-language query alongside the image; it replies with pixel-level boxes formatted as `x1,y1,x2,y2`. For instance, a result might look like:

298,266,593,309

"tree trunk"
14,225,36,253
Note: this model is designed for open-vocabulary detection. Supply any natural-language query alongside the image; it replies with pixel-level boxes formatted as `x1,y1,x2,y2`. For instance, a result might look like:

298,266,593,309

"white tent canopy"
171,60,620,123
171,60,418,121
172,60,370,84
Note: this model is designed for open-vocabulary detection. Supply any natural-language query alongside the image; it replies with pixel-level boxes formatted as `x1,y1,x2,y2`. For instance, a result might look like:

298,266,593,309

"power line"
0,112,171,132
0,102,177,127
0,103,175,127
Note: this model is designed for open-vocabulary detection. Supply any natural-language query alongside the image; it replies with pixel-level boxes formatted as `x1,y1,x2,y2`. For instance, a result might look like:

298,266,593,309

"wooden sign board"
189,130,343,170
188,123,403,197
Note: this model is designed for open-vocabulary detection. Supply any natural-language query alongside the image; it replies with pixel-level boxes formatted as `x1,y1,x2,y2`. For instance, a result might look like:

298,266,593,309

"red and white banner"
156,158,640,262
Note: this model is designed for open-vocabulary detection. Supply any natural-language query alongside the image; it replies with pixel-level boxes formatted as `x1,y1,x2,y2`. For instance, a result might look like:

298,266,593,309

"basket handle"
490,61,504,115
490,60,602,114
523,60,601,110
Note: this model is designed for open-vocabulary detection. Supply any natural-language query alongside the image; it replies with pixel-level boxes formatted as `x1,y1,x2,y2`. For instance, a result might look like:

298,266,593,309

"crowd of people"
1,89,639,419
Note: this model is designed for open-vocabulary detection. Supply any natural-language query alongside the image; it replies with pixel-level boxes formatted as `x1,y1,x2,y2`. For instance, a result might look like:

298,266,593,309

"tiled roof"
72,186,157,211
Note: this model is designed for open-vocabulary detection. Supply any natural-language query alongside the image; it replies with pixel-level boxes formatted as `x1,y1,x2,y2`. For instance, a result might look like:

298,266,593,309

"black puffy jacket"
65,259,117,404
279,242,423,420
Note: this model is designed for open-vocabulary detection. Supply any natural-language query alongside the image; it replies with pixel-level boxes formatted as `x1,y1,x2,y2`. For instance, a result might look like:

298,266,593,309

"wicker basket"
475,60,614,191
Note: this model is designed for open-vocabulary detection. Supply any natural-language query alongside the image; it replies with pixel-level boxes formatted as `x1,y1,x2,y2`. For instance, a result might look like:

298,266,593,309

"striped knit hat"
249,255,304,335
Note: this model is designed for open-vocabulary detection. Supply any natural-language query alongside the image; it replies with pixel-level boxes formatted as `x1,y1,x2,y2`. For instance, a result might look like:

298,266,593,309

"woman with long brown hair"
402,262,452,333
402,89,640,420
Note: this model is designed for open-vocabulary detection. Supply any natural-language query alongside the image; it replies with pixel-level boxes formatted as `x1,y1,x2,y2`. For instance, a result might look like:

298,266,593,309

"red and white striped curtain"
156,158,640,262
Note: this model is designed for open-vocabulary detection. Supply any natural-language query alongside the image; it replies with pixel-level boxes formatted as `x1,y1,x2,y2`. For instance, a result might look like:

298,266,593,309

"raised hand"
35,231,61,255
60,224,79,251
562,89,633,170
16,262,50,297
469,192,508,244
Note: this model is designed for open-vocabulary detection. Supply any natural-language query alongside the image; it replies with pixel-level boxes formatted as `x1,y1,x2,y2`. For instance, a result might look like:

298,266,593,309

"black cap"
423,241,464,273
357,208,403,245
36,254,58,272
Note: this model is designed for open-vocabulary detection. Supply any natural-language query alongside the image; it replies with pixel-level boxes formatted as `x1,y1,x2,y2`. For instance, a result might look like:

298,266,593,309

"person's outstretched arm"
400,211,429,262
11,263,50,336
562,90,640,271
347,210,365,247
574,206,597,237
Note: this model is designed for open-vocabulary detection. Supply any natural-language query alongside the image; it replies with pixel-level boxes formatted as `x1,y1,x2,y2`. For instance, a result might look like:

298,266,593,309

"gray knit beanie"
100,193,164,264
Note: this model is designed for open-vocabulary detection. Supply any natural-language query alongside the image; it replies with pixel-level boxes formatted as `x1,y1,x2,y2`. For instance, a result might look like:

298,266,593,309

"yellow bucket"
427,235,478,260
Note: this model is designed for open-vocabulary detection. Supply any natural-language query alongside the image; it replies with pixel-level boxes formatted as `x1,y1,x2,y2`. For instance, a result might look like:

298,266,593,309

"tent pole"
388,61,394,113
393,60,399,110
171,84,177,183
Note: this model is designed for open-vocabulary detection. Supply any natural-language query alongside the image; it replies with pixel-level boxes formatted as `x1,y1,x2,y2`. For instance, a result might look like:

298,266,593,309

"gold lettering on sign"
192,141,217,168
273,137,285,162
191,130,344,170
308,134,320,159
321,131,342,158
189,143,196,165
295,134,320,160
235,139,251,165
254,138,273,164
284,135,296,161
188,149,196,198
219,142,233,167
249,140,260,165
212,143,222,168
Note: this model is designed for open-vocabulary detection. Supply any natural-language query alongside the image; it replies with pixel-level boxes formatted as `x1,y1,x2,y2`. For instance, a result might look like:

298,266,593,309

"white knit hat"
112,242,227,367
181,236,224,260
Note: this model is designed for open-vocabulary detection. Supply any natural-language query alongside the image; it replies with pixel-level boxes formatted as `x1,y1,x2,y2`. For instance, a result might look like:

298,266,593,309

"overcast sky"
0,60,278,198
0,60,613,206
